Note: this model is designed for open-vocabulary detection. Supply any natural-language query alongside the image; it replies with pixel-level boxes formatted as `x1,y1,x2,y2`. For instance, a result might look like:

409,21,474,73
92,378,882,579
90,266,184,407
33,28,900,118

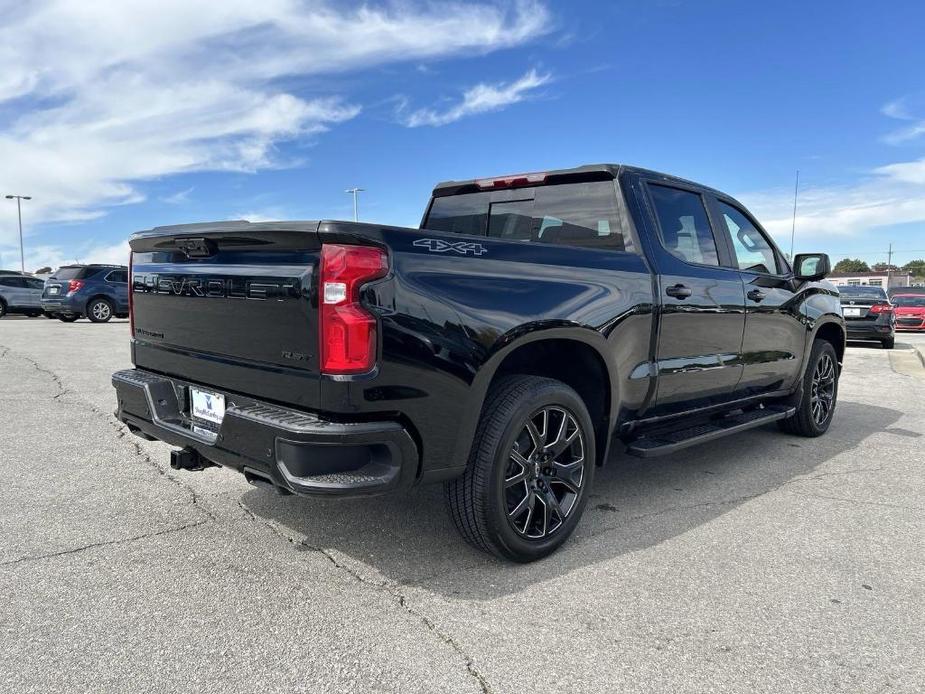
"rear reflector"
476,172,548,189
319,244,388,375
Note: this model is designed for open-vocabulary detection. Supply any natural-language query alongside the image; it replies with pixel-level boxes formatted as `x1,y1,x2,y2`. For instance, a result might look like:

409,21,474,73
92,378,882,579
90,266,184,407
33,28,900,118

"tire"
25,311,41,318
58,315,79,323
445,375,596,562
87,298,114,323
43,312,57,319
778,340,839,437
882,337,895,349
0,300,7,319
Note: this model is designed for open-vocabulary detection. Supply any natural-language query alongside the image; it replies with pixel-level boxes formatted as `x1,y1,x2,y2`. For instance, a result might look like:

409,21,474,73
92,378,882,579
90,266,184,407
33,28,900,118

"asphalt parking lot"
1,319,924,693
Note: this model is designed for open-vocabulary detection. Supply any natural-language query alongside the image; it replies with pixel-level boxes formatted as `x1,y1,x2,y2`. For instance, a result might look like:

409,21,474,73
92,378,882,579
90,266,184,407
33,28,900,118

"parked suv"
113,164,844,561
0,274,45,318
43,264,129,322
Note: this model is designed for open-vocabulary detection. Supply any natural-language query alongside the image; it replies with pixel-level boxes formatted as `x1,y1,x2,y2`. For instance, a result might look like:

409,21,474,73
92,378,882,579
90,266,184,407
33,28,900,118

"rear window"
424,181,633,252
837,286,887,300
893,295,925,307
52,266,91,280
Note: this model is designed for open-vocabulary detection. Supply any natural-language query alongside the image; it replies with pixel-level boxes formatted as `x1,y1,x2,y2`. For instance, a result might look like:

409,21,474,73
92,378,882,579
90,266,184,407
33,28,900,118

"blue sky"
2,0,925,271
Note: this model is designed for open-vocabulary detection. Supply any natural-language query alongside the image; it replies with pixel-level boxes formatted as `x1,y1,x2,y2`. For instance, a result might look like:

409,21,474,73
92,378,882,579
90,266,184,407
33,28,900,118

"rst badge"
413,238,487,256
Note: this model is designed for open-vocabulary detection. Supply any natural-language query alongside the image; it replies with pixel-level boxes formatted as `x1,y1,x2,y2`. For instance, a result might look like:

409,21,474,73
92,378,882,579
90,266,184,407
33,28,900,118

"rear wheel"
882,337,895,349
445,376,595,562
779,340,839,437
87,298,114,323
0,300,7,319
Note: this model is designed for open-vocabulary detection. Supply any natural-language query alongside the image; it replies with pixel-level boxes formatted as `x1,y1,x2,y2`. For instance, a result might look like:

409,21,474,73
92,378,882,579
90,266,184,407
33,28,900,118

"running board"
626,405,796,458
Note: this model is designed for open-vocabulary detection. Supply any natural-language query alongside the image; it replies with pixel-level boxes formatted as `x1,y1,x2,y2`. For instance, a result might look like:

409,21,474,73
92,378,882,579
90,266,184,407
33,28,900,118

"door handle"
665,284,692,299
747,289,766,302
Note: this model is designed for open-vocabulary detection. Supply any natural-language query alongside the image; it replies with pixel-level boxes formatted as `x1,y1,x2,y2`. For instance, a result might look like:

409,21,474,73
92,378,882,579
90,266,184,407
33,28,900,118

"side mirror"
793,253,831,281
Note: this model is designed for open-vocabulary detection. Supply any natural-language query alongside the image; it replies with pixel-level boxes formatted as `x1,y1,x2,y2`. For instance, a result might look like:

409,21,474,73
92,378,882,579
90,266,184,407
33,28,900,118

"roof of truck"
431,163,728,197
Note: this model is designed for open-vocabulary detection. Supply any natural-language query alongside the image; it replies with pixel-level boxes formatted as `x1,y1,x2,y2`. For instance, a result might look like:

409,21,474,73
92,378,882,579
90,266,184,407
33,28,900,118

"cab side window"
648,184,719,266
720,202,780,275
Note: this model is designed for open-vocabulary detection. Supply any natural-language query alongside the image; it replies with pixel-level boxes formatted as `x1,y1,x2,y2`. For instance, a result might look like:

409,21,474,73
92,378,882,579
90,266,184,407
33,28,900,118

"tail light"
870,304,893,314
319,244,388,375
128,251,134,336
67,279,84,294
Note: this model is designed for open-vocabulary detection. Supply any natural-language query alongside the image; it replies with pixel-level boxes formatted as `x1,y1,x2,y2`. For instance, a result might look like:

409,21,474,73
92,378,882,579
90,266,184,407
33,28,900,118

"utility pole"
5,194,32,273
887,242,892,288
345,187,364,222
789,170,799,261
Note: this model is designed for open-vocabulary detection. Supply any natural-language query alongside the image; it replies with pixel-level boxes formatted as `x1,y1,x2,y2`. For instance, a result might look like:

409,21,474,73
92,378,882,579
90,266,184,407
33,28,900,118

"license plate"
48,286,59,295
843,307,862,317
190,387,225,425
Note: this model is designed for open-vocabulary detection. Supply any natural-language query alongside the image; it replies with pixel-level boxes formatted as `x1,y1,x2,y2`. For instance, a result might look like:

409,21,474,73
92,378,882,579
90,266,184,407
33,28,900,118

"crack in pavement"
0,519,210,567
236,500,492,694
0,342,217,523
1,342,492,690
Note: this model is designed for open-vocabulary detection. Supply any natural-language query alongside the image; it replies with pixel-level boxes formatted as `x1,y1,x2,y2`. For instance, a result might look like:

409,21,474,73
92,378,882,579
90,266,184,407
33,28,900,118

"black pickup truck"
113,164,845,562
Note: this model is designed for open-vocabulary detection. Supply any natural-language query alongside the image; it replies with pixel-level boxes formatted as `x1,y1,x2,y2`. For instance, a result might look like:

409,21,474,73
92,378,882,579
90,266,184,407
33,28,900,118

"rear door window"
647,184,720,266
425,181,632,252
106,270,128,283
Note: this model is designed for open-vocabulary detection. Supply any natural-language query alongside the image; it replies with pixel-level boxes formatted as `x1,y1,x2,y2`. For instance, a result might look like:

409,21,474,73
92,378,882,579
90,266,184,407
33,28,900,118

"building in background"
827,271,912,288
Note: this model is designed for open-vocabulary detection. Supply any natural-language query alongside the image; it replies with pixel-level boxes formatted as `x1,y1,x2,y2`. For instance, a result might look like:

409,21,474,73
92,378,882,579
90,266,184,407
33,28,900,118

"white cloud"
0,0,551,262
161,187,195,205
739,162,925,243
400,68,551,127
0,239,129,274
881,96,925,144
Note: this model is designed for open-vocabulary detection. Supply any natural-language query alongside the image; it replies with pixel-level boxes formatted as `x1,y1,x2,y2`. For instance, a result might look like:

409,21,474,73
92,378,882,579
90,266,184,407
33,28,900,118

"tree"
902,259,925,276
871,262,899,272
833,258,869,273
33,266,52,275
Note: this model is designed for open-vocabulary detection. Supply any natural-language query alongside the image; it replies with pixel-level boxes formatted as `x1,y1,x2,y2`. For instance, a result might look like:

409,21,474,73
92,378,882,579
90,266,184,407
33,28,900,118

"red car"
892,294,925,331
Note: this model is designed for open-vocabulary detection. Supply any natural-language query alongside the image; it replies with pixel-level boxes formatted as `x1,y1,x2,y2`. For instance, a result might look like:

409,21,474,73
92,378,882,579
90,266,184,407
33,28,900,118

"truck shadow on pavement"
240,399,907,600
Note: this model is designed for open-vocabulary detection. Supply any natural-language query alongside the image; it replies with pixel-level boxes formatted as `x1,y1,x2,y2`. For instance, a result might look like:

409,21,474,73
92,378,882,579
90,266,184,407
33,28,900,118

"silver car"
0,274,45,318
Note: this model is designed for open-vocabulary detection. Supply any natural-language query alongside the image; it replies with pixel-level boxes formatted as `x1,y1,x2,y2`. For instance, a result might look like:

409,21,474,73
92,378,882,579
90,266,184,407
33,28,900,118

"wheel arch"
459,327,618,469
812,320,846,366
85,293,114,311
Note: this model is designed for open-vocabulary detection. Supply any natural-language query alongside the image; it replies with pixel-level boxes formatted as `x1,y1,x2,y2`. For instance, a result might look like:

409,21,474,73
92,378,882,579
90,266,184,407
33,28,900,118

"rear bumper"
112,368,418,497
845,319,893,340
42,295,81,313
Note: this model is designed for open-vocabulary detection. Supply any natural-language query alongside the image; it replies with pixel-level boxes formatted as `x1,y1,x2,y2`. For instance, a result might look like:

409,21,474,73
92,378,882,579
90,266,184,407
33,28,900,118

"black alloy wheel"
504,406,585,540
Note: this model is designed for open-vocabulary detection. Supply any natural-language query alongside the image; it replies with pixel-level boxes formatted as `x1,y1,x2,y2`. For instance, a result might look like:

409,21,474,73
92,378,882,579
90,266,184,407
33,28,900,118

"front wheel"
882,337,895,350
445,376,595,562
779,340,839,437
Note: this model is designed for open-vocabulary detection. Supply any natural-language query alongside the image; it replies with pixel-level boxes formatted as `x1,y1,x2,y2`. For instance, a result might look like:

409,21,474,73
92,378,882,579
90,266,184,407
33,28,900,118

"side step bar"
626,405,796,458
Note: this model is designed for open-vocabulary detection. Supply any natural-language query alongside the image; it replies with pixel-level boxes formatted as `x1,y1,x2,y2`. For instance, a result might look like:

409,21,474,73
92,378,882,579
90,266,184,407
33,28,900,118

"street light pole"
5,194,32,273
345,187,364,222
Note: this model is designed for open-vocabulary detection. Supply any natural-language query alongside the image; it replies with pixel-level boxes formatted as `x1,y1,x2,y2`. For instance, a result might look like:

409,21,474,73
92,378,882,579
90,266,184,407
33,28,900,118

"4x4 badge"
413,238,487,256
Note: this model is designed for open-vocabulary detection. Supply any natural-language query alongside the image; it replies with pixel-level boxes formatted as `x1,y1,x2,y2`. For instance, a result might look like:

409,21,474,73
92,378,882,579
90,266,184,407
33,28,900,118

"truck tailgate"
129,223,323,407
